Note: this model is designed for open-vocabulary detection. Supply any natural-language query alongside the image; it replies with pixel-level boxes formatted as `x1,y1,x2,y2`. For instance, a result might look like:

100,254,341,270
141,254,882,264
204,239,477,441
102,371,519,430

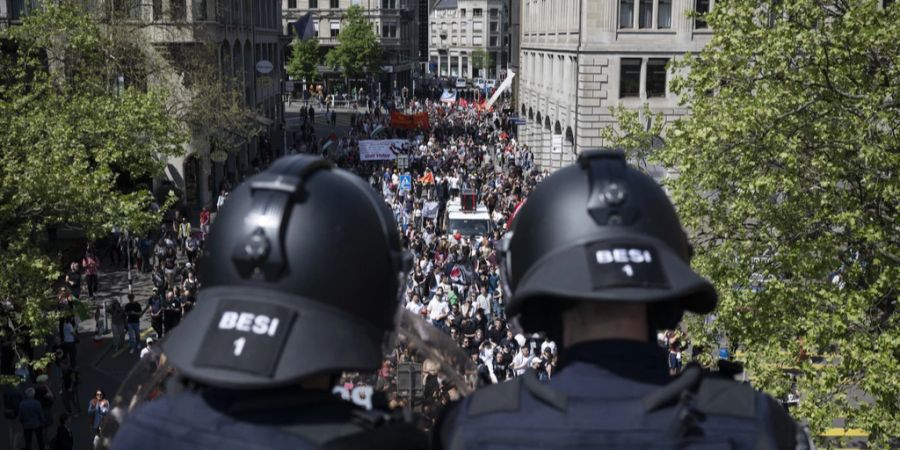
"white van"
444,199,493,240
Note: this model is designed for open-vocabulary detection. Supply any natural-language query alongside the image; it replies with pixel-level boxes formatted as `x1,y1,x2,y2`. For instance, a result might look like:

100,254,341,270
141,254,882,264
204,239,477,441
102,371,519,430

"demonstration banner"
359,139,409,161
390,111,430,130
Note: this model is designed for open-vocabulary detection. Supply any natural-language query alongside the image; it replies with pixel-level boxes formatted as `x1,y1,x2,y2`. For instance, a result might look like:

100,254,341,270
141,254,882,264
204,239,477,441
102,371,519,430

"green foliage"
600,104,666,170
661,0,900,446
287,37,322,84
0,3,183,371
471,47,493,76
324,5,383,79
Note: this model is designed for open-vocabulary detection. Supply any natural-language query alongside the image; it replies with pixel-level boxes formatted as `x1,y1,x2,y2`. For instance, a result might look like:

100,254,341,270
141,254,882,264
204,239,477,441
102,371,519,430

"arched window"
554,121,562,135
565,126,575,144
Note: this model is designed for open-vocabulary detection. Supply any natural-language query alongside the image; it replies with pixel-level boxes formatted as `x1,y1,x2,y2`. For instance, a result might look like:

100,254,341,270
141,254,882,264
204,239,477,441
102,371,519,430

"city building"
2,0,285,210
144,0,285,210
505,0,519,105
516,0,712,169
281,0,419,96
427,0,508,79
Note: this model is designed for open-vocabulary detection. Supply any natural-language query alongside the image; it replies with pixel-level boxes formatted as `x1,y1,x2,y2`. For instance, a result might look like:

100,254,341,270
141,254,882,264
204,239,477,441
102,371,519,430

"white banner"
486,70,516,109
359,139,409,161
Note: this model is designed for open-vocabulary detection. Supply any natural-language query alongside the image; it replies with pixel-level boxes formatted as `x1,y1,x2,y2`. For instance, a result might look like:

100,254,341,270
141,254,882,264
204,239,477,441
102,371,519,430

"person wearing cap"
435,149,811,449
112,155,428,450
139,337,156,359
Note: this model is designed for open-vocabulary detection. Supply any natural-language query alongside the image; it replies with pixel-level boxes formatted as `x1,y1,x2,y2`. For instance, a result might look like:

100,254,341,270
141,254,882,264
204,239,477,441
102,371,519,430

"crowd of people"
294,98,555,428
3,93,694,449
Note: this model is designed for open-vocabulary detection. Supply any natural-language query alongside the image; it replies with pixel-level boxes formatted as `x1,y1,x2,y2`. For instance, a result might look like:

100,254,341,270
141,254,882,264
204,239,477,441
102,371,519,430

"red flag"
506,199,526,230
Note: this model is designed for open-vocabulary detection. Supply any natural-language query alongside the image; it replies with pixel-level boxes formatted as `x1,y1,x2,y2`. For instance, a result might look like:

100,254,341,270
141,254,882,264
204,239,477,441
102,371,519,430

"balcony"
317,36,340,46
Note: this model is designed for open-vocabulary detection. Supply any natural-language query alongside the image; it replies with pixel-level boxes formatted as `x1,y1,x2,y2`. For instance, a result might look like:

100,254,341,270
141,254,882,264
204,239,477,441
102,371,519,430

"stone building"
517,0,712,169
428,0,508,79
281,0,419,96
141,0,285,210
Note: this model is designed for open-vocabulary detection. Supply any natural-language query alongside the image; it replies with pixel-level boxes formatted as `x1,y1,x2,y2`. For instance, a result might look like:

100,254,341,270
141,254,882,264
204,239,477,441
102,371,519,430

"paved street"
2,262,159,450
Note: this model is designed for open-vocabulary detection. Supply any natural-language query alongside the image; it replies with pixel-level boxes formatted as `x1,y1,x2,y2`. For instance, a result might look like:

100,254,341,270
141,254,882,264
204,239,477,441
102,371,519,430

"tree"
325,5,382,81
0,3,183,379
286,37,321,85
599,104,665,169
659,0,899,446
100,4,260,156
471,47,493,78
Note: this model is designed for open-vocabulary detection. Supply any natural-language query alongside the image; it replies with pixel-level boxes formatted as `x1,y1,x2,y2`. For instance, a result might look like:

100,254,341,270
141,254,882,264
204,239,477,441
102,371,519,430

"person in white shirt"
428,295,450,325
140,337,157,359
511,346,533,377
475,286,491,318
405,294,425,315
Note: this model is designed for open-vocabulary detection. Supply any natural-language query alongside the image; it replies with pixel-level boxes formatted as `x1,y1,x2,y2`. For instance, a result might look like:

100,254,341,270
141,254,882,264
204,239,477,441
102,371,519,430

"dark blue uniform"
437,340,805,450
113,387,427,450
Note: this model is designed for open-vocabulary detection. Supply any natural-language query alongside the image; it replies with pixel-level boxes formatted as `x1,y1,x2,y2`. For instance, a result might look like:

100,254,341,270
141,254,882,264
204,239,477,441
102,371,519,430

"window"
473,8,483,17
314,20,320,35
195,0,208,20
638,0,652,28
382,0,396,8
646,59,668,97
460,8,466,17
330,20,340,37
490,8,498,17
490,36,497,46
172,0,186,21
288,0,296,8
619,0,633,28
620,58,641,97
382,23,398,38
309,0,318,8
658,0,672,28
619,0,672,29
695,0,711,29
330,0,339,8
490,21,498,32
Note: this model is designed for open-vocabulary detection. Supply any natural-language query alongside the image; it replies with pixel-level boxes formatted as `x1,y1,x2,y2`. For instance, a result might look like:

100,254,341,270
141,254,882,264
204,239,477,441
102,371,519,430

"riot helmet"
163,155,411,389
500,149,717,335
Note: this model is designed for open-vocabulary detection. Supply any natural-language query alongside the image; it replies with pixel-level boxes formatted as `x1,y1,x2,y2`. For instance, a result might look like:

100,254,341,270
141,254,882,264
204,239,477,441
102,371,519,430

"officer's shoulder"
693,372,801,449
465,370,567,417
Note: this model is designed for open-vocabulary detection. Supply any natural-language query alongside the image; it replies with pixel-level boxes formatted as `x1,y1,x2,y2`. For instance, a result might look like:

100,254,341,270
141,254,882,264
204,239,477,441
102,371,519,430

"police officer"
112,155,427,449
436,150,812,449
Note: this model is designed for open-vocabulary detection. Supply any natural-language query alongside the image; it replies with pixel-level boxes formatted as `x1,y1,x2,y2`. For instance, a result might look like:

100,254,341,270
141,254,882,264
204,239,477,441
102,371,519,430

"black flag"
291,12,316,40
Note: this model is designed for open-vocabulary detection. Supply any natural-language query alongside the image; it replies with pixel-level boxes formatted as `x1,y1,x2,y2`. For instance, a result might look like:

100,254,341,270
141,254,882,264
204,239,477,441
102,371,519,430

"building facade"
281,0,419,96
428,0,507,79
517,0,712,169
142,0,285,210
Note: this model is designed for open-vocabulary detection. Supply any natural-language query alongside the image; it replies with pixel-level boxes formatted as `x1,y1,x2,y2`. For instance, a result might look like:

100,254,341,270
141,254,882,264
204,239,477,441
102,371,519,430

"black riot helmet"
163,155,411,389
500,149,717,335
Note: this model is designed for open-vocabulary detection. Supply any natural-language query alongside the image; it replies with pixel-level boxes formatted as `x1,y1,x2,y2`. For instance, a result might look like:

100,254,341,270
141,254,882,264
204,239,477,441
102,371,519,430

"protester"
124,294,143,354
88,389,109,437
82,250,101,298
19,387,45,450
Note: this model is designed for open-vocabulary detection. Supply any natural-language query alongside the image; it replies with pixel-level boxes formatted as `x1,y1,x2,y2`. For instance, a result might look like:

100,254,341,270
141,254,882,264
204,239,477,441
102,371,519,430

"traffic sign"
399,174,412,192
